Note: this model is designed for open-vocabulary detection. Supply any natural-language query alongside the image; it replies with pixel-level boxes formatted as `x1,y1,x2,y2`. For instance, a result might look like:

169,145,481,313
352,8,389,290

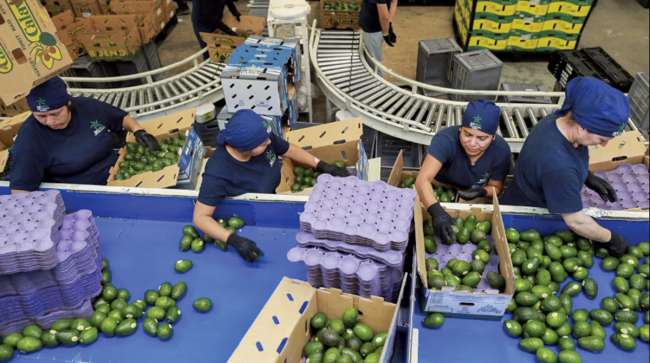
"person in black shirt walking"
192,0,241,50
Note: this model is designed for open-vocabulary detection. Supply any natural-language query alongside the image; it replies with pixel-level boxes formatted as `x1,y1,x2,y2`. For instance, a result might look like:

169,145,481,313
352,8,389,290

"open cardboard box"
414,194,515,317
588,130,648,172
106,108,196,188
0,0,74,106
387,149,419,188
276,119,373,195
0,112,31,174
228,276,405,363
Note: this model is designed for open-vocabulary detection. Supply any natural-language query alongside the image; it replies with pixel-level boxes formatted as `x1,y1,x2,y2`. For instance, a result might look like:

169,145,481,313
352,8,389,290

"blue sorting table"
416,212,650,363
0,188,316,363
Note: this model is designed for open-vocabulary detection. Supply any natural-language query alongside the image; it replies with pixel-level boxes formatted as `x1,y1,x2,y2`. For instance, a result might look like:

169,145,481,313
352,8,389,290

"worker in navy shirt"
9,77,159,192
192,0,240,50
193,110,349,262
416,100,511,244
501,77,630,257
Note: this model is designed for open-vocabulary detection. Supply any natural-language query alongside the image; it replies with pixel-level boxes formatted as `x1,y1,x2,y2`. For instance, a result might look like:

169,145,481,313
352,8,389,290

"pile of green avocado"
291,160,346,192
303,308,388,363
501,228,649,363
178,217,244,253
322,0,361,12
399,176,456,202
115,134,186,180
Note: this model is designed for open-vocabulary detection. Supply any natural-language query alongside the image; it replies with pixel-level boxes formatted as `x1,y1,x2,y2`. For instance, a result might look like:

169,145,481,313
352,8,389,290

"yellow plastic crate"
468,35,509,50
547,1,592,17
542,15,584,34
507,32,540,50
460,2,472,28
511,14,545,32
515,0,550,16
537,35,578,50
473,13,514,33
475,0,517,16
455,12,469,45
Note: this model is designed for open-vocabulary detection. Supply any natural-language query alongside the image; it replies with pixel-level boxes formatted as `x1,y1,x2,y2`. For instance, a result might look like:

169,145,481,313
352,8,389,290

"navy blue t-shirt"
501,113,589,214
427,126,512,190
359,0,389,33
198,133,290,206
9,97,127,191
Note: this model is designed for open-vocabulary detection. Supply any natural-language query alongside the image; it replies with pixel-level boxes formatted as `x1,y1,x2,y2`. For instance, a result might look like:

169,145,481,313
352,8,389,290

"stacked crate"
454,0,595,53
221,37,301,130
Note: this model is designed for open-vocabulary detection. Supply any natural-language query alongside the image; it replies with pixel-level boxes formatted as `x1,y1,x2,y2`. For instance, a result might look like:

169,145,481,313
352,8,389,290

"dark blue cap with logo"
27,76,70,112
216,109,270,151
462,100,501,135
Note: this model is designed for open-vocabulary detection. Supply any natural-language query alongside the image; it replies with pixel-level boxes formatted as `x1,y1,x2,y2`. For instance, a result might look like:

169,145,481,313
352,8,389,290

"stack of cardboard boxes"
49,0,177,60
200,14,266,64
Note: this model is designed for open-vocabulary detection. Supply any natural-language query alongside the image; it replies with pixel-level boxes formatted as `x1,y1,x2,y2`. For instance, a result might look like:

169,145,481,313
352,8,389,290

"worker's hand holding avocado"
584,172,617,202
427,202,455,245
458,185,487,200
316,161,350,177
227,233,264,262
134,130,161,151
593,232,628,258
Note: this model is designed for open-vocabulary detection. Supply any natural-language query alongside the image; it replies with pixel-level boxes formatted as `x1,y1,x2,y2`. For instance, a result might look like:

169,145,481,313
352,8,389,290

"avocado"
192,297,213,313
318,328,341,347
503,320,522,337
115,319,137,337
582,278,598,299
16,336,42,353
352,323,374,342
422,312,444,329
157,323,173,341
518,337,543,353
79,327,99,345
311,312,328,330
174,259,193,273
577,336,604,352
342,309,359,328
21,325,42,339
487,272,505,290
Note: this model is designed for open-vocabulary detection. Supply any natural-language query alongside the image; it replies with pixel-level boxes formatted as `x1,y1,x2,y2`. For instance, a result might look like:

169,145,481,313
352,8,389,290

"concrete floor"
157,0,649,118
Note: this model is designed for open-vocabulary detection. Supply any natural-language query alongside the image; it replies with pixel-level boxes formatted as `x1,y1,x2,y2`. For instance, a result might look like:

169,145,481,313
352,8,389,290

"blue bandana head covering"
216,109,270,151
559,76,629,137
27,76,70,112
462,100,501,135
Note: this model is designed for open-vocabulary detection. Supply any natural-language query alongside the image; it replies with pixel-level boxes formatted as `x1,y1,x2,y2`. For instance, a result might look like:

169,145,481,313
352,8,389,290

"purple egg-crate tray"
581,163,649,210
0,299,93,335
427,237,500,292
0,191,67,274
0,211,102,297
299,175,416,252
287,246,402,302
0,266,102,324
295,232,405,268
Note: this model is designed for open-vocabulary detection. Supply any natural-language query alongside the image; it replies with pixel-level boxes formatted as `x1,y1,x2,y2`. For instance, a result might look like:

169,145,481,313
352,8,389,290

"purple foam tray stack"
0,190,65,274
287,247,402,302
0,299,94,336
299,175,416,252
427,237,500,292
0,209,103,327
581,163,649,210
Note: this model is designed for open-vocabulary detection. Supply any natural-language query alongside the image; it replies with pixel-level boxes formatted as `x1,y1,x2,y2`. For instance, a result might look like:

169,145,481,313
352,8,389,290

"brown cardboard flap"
0,112,30,147
387,149,405,187
223,14,265,36
589,131,647,172
200,32,246,48
285,119,363,150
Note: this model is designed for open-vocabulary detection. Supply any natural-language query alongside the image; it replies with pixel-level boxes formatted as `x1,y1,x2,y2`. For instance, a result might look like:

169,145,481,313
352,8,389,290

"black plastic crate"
580,47,634,92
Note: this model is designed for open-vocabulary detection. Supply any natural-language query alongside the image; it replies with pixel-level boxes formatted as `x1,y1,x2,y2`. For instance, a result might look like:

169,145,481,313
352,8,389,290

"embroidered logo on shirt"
612,123,625,137
265,150,277,167
90,120,106,136
470,115,482,130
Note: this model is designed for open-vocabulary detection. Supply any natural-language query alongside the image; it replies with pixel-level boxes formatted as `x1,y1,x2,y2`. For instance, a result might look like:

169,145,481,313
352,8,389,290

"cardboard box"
109,0,168,43
588,130,648,172
0,112,31,173
0,0,74,106
319,0,362,30
40,0,73,15
276,119,369,195
176,127,205,189
71,0,102,16
78,15,143,59
414,195,515,317
106,108,195,188
51,10,86,58
228,276,404,363
200,32,246,64
223,14,266,36
0,98,30,118
387,149,419,188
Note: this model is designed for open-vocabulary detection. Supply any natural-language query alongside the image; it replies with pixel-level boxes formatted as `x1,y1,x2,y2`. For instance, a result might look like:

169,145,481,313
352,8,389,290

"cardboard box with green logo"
0,0,74,107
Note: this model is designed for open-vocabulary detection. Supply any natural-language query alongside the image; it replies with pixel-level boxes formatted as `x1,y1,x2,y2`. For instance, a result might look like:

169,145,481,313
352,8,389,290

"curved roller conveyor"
62,49,225,120
310,27,639,152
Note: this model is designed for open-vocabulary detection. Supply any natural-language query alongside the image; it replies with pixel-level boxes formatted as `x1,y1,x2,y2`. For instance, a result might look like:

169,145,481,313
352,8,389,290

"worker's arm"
377,3,390,34
121,115,143,133
484,180,503,197
415,154,442,208
389,0,398,20
283,144,350,177
561,212,610,242
225,0,241,18
193,201,233,242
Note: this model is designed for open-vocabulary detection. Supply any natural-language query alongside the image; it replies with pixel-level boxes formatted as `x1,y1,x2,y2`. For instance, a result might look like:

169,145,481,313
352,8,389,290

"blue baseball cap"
216,109,270,151
559,77,629,137
462,100,501,135
27,76,70,112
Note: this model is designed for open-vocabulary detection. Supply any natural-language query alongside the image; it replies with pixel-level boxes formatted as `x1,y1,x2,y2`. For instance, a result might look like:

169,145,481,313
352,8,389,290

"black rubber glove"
458,185,487,200
316,161,350,177
585,172,617,202
227,233,264,262
388,23,397,44
427,202,455,245
383,34,395,47
593,232,628,258
134,130,160,151
223,26,237,36
235,14,241,22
